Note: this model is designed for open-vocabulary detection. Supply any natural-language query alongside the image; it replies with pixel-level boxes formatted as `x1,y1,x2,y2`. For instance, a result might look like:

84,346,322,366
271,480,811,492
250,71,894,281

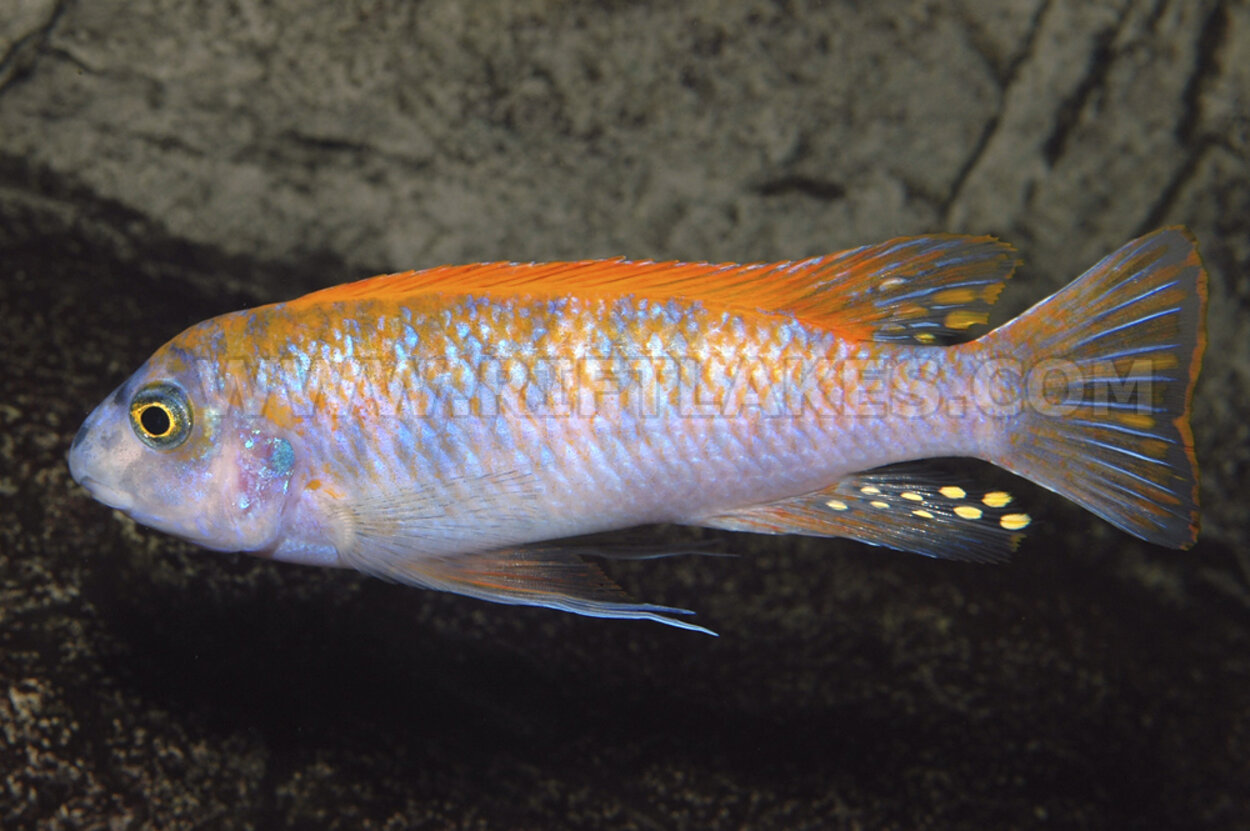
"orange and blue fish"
68,228,1206,634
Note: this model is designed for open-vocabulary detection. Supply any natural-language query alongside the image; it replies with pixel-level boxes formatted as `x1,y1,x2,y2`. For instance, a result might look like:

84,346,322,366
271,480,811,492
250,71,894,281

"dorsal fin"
291,235,1019,343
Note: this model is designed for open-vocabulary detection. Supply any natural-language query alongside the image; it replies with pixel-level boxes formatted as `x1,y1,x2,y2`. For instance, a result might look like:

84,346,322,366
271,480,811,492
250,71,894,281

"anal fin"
696,463,1033,562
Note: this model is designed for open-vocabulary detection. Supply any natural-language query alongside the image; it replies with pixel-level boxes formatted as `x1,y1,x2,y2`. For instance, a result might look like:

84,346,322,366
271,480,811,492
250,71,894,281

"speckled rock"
2,1,1248,829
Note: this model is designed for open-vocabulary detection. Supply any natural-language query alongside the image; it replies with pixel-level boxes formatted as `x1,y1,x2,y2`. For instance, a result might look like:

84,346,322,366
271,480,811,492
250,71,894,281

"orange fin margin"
290,235,1019,343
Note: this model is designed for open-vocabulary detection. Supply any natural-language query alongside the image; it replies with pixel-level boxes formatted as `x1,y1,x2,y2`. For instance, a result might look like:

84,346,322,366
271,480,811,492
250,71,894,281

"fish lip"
76,475,132,512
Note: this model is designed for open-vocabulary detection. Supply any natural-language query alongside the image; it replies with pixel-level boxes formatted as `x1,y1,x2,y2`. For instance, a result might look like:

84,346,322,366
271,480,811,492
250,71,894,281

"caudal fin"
980,228,1207,549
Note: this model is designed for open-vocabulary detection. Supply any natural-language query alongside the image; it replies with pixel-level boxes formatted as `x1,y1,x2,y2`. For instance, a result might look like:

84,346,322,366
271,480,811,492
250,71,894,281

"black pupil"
140,405,172,437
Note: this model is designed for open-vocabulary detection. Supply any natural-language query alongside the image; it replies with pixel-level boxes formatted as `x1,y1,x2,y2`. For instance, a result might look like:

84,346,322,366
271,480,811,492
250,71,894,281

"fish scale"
68,229,1206,634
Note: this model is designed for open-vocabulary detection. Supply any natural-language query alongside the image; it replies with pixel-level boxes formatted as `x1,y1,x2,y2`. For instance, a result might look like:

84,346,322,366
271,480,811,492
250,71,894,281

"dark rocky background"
3,1,1248,828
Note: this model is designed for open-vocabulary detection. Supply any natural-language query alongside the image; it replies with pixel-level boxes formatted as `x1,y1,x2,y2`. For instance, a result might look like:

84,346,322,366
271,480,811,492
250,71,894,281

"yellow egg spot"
1000,513,1031,531
932,287,978,305
944,309,989,330
915,332,937,344
826,499,849,511
1116,412,1156,430
859,485,881,495
954,505,983,520
900,491,924,502
870,500,889,509
982,491,1012,508
912,509,935,519
939,486,966,499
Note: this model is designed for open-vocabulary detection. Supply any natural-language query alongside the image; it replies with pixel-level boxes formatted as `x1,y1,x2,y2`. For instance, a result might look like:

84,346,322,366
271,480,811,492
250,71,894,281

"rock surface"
2,0,1248,828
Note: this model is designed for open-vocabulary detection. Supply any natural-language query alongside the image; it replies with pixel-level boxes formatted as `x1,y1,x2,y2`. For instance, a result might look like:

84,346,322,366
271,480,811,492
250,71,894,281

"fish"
67,228,1207,635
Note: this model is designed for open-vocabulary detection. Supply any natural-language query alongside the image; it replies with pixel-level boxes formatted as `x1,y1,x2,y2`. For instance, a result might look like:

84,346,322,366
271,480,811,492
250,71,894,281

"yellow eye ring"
136,402,175,437
129,382,192,449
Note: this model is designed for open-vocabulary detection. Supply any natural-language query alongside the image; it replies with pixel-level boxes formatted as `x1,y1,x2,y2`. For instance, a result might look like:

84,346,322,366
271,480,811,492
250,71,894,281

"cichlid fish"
68,229,1206,634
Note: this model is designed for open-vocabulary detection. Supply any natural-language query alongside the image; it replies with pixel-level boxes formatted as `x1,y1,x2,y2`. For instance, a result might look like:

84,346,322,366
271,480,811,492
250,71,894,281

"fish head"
68,338,298,553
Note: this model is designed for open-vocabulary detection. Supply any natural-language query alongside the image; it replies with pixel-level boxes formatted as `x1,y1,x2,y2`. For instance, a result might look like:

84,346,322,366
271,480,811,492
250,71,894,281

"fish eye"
129,382,192,449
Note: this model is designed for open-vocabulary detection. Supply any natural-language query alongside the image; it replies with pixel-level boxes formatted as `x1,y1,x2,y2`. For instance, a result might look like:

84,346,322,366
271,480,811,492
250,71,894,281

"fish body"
68,230,1206,633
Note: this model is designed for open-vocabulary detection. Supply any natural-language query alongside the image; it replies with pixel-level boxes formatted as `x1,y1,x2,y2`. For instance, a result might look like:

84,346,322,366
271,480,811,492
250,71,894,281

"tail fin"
979,228,1207,549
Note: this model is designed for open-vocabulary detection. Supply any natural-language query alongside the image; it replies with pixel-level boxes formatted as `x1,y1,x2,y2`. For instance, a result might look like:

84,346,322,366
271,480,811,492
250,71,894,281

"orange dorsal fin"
290,235,1019,343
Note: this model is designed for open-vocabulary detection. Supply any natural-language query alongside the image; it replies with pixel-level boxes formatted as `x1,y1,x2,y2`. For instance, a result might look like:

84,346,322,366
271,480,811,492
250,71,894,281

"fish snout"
67,421,93,486
67,409,134,511
70,419,90,453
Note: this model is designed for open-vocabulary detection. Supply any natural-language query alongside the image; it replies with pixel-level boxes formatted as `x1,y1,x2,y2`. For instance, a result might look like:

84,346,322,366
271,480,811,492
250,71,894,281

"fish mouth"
76,475,132,512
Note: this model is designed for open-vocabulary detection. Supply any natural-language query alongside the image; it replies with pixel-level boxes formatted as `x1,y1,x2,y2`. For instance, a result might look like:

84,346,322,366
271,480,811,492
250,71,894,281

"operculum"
224,425,297,550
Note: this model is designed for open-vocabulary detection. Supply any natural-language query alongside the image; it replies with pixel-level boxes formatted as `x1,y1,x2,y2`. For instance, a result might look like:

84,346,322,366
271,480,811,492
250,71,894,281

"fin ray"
694,463,1030,562
980,227,1206,548
352,545,716,635
290,235,1019,343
